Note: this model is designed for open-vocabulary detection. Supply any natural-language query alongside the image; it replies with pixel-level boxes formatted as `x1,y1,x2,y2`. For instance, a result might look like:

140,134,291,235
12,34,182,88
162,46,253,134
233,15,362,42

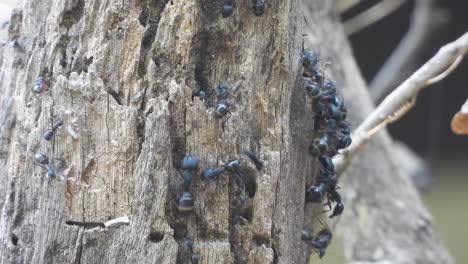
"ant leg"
221,111,232,130
323,198,332,211
33,162,48,170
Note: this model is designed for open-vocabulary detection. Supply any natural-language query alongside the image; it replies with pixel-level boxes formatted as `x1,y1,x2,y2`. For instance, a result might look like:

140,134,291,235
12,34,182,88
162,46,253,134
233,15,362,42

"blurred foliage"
423,161,468,263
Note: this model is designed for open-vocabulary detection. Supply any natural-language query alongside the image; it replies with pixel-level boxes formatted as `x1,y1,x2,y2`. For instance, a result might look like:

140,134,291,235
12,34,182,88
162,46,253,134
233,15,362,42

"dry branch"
334,31,468,174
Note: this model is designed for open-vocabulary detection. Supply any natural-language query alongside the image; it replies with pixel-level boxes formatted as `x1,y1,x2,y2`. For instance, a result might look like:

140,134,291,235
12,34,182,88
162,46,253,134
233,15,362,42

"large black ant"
222,0,236,17
213,83,230,117
33,153,59,182
305,182,326,203
326,187,344,218
179,232,200,264
196,82,233,128
177,155,199,215
318,156,334,173
32,76,49,96
302,226,333,258
201,158,248,225
201,159,244,200
211,82,233,129
252,0,267,16
44,120,64,141
302,49,319,77
305,169,336,203
308,134,329,157
306,165,344,218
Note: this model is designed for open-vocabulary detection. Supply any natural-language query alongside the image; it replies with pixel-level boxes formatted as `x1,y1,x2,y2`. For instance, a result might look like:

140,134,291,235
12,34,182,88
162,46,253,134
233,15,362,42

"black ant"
178,191,195,215
326,187,344,218
201,167,226,181
252,0,267,16
33,153,59,182
44,120,64,141
302,226,333,258
213,83,230,117
305,182,326,203
177,155,199,215
211,82,233,128
308,134,329,157
201,160,244,197
336,121,352,150
32,76,49,96
339,121,351,135
336,134,352,150
192,90,207,101
318,156,334,173
306,165,344,218
201,158,246,205
302,49,325,84
222,0,236,17
304,79,321,98
305,169,336,203
303,49,319,75
192,254,200,264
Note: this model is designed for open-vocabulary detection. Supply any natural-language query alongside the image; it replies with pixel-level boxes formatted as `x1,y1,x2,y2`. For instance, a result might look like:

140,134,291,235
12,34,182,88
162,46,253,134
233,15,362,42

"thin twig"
426,55,464,85
334,31,468,174
343,0,407,36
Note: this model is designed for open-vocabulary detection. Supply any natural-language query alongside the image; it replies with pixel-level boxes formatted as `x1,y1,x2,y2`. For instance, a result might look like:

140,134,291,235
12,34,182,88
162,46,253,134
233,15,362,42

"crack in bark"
74,229,84,264
137,0,169,77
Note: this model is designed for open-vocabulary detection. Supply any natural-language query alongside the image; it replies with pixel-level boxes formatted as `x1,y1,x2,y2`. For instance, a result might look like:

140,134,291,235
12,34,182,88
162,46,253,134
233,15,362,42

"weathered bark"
0,0,309,263
0,0,454,264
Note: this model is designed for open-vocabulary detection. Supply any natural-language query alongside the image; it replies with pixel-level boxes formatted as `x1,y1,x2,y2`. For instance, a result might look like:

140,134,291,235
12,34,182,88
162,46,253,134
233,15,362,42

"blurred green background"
425,160,468,263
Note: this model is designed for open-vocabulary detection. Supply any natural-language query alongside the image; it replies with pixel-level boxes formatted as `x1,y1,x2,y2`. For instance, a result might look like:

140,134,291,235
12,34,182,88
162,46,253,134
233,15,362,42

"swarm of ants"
301,48,352,258
28,37,350,262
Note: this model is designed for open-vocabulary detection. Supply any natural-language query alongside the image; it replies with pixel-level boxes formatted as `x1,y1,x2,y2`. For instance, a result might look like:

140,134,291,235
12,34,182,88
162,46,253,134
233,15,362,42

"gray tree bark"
0,0,454,264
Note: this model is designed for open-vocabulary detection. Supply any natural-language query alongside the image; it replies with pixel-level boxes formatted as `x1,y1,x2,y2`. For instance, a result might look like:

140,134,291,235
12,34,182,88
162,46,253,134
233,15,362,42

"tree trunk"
0,0,454,264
